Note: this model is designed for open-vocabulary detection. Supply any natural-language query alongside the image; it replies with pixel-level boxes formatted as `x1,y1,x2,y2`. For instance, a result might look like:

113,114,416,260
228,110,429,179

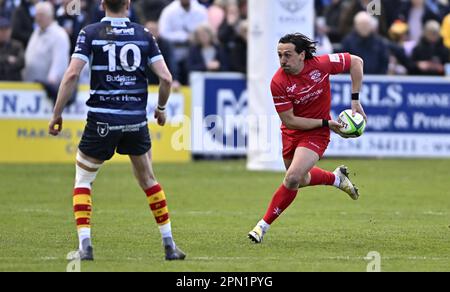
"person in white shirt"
23,2,70,86
159,0,208,83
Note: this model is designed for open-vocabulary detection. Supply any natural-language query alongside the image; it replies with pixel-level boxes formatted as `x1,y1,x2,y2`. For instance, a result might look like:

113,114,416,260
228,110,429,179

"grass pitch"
0,159,449,272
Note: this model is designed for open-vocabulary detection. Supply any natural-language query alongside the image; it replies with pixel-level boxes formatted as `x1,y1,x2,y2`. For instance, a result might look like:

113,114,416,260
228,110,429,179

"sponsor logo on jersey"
293,89,324,105
328,54,340,63
286,84,297,93
309,70,322,83
106,74,137,86
106,27,135,36
98,95,143,102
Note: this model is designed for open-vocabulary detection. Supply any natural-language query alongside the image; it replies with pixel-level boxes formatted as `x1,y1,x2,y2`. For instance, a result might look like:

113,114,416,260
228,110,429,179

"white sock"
333,175,341,188
257,219,270,233
159,222,173,239
78,227,91,250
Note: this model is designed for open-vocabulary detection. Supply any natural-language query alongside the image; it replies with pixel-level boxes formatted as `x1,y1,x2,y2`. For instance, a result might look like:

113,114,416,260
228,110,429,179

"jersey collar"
101,17,130,27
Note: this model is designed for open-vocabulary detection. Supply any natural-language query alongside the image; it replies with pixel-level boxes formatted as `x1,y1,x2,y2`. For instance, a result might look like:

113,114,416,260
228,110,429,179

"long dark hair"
279,33,317,60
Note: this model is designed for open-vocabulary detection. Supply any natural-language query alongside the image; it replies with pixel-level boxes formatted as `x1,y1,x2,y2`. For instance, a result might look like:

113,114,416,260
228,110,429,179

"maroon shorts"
282,134,330,160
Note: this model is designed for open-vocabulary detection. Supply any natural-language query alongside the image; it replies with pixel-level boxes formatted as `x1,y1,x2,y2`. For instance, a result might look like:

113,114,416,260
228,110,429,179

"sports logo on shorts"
97,122,109,137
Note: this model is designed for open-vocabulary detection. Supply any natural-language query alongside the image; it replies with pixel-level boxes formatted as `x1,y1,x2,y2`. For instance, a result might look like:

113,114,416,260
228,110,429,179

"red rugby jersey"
271,53,351,137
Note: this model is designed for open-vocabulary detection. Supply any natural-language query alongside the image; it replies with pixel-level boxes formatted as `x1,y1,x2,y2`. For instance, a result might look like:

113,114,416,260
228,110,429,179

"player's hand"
49,116,63,136
329,120,342,133
154,108,167,126
329,120,349,139
352,100,368,122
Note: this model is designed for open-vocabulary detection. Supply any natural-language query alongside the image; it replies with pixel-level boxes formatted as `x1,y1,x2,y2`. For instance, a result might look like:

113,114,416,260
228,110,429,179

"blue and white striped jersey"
72,17,163,125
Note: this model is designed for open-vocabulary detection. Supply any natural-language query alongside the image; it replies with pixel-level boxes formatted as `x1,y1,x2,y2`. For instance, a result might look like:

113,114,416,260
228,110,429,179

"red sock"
263,184,298,225
309,167,336,186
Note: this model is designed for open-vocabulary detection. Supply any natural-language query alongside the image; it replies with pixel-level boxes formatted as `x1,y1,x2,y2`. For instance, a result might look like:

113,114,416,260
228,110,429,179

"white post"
247,0,315,171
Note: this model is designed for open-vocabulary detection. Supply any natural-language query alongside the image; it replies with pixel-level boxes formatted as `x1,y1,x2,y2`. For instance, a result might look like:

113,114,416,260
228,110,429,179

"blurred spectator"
426,0,450,19
23,2,71,103
0,17,25,81
56,0,89,53
341,11,390,74
208,0,226,33
136,0,172,23
187,24,228,72
218,1,240,53
340,0,389,38
11,0,38,48
145,20,181,91
323,0,345,43
159,0,208,43
387,21,415,75
237,0,247,19
441,12,450,49
315,17,333,55
380,0,403,30
159,0,208,84
315,0,332,17
198,0,214,7
388,20,417,57
0,0,20,19
400,0,441,43
411,20,450,75
229,19,247,74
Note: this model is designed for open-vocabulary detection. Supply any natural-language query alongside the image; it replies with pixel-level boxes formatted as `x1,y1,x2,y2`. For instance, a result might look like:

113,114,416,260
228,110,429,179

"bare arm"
278,108,342,134
349,55,367,121
48,58,85,136
150,59,173,126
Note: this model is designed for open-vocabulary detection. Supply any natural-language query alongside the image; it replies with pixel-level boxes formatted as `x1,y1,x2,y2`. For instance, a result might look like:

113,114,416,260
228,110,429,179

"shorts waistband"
104,121,148,131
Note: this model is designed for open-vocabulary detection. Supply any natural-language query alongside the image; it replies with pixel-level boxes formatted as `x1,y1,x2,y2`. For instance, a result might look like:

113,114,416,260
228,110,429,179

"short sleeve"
72,28,91,64
271,80,292,113
146,30,164,65
317,53,351,75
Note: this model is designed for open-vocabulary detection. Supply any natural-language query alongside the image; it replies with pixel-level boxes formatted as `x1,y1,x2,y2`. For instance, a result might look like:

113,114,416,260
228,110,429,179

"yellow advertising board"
0,83,191,163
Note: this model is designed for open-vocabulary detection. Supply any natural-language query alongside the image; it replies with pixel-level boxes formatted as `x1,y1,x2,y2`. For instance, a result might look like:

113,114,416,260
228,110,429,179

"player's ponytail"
279,33,317,60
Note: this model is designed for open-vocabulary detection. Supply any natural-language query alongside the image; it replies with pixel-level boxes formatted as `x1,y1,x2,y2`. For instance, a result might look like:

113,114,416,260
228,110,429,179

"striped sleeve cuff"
72,53,90,64
148,55,164,65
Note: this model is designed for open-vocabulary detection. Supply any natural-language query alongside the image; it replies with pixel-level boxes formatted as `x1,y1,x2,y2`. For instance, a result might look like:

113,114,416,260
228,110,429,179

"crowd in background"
1,0,450,90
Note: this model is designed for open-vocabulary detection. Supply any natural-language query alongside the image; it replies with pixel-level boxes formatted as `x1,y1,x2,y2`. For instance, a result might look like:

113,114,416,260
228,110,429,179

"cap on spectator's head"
0,17,11,29
389,20,408,35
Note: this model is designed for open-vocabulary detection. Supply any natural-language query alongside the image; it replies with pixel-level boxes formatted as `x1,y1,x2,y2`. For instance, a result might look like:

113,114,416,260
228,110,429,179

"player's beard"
282,66,293,74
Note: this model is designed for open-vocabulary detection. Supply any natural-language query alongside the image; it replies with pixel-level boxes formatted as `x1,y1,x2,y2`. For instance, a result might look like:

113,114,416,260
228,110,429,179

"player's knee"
75,165,99,189
284,172,302,189
75,153,102,189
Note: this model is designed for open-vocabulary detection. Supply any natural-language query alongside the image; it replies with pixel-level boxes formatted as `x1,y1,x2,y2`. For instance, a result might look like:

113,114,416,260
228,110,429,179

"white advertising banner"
247,0,315,171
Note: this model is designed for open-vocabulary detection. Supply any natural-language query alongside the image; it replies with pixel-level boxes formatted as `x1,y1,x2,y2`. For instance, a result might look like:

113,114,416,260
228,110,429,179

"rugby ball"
337,109,366,138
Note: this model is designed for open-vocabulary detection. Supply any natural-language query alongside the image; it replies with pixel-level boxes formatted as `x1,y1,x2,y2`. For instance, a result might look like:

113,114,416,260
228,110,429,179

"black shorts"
78,120,151,161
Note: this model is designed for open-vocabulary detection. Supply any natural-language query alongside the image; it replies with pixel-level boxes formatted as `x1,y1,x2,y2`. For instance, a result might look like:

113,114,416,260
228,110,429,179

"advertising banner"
327,76,450,157
191,73,450,159
0,83,191,163
190,72,247,155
